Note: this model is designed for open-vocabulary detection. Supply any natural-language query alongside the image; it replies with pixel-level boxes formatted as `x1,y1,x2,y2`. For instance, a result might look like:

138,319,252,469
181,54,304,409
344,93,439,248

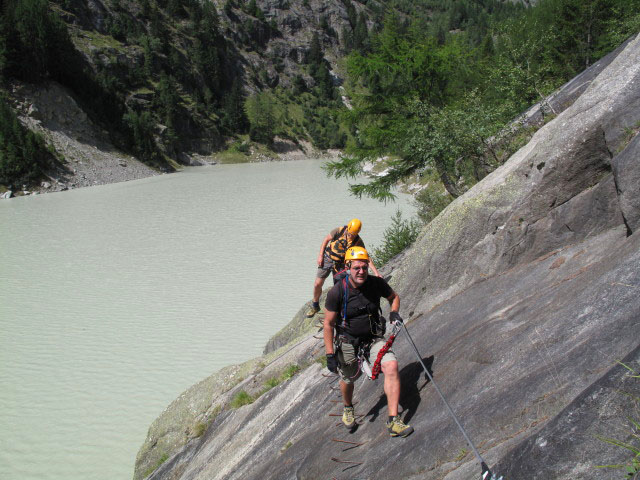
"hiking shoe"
306,304,320,317
342,406,356,431
386,416,414,437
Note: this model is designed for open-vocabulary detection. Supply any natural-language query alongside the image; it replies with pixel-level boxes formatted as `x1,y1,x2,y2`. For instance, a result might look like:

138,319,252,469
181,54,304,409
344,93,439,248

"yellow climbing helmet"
345,246,369,263
346,218,362,235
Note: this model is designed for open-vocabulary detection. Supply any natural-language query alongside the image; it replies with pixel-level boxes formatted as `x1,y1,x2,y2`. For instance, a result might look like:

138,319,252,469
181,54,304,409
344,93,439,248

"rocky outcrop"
261,0,356,71
612,133,640,233
494,344,640,479
135,34,640,480
391,31,640,320
134,333,326,480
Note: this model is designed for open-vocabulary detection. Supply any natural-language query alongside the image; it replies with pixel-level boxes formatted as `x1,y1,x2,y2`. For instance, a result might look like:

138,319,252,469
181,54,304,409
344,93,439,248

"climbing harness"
400,321,504,480
335,333,370,380
335,270,391,381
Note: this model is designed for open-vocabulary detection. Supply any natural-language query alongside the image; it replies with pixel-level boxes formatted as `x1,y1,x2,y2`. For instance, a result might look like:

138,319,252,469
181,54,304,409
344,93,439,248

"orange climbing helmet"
345,246,369,263
346,218,362,235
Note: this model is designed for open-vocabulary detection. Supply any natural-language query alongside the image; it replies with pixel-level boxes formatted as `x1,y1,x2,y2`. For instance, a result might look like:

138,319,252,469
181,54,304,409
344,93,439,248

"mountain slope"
135,32,640,480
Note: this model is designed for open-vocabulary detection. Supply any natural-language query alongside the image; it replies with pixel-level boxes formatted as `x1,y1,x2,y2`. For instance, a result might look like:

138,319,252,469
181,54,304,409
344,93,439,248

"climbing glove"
326,353,338,373
390,311,403,325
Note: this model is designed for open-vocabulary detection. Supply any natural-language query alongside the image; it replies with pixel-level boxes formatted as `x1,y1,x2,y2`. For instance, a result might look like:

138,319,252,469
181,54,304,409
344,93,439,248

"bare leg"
340,380,354,406
381,360,400,417
312,276,326,303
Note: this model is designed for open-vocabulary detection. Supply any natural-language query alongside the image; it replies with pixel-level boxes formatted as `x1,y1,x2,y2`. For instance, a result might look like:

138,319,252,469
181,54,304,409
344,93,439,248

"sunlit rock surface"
136,34,640,480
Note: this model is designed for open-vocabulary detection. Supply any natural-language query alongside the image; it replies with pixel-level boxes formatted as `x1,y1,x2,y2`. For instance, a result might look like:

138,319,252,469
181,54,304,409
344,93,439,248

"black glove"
390,311,403,325
326,353,338,373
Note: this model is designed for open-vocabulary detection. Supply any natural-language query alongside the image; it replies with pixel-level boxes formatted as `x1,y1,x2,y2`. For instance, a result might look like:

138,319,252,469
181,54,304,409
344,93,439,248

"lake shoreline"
1,144,342,199
4,82,341,199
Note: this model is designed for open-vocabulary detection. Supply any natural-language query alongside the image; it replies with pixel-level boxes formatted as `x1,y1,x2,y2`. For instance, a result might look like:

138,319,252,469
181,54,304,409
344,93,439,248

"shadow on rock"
364,355,434,424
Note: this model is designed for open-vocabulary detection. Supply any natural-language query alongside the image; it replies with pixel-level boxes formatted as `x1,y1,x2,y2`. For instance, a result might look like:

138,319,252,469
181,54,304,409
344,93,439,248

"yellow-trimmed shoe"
342,406,356,432
305,304,320,317
386,416,414,437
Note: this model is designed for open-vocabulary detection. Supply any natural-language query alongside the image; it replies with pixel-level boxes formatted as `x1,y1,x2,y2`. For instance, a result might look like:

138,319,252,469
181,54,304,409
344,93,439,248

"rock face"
135,35,640,480
259,0,360,81
494,344,640,480
612,133,640,233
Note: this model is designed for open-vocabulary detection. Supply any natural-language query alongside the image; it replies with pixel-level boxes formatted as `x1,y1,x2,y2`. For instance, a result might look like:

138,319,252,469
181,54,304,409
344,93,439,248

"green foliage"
330,14,460,190
105,9,143,41
372,209,422,266
247,0,264,20
352,12,370,52
454,448,469,462
0,95,54,187
193,422,207,438
329,0,640,202
414,183,453,224
246,92,276,145
146,453,169,477
339,3,370,55
282,364,301,379
290,31,346,150
3,0,637,176
221,80,249,134
306,32,337,102
230,390,254,409
2,0,72,82
123,109,163,167
407,90,510,197
305,107,346,150
263,377,281,390
190,2,231,102
250,364,303,399
259,364,300,395
190,405,222,439
599,0,640,53
153,74,181,152
0,19,6,76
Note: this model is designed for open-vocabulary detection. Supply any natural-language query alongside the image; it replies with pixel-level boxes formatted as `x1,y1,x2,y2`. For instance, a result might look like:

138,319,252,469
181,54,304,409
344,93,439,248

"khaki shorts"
337,338,397,384
316,254,335,279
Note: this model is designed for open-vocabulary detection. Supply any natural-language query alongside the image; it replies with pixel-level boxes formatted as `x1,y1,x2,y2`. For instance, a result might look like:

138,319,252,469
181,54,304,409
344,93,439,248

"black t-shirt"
325,275,393,338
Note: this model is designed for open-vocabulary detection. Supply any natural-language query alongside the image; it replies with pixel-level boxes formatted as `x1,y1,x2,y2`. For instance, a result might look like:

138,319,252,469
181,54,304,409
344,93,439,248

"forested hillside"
0,0,639,199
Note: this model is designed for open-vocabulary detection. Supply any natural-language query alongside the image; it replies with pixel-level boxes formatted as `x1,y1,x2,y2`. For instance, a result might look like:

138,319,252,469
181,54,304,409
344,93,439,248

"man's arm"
387,291,400,315
324,309,338,354
317,233,333,266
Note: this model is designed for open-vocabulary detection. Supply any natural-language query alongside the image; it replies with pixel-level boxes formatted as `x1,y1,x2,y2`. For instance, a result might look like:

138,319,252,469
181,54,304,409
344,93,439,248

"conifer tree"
221,79,249,134
247,92,275,145
307,32,324,67
353,12,369,52
0,95,51,186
